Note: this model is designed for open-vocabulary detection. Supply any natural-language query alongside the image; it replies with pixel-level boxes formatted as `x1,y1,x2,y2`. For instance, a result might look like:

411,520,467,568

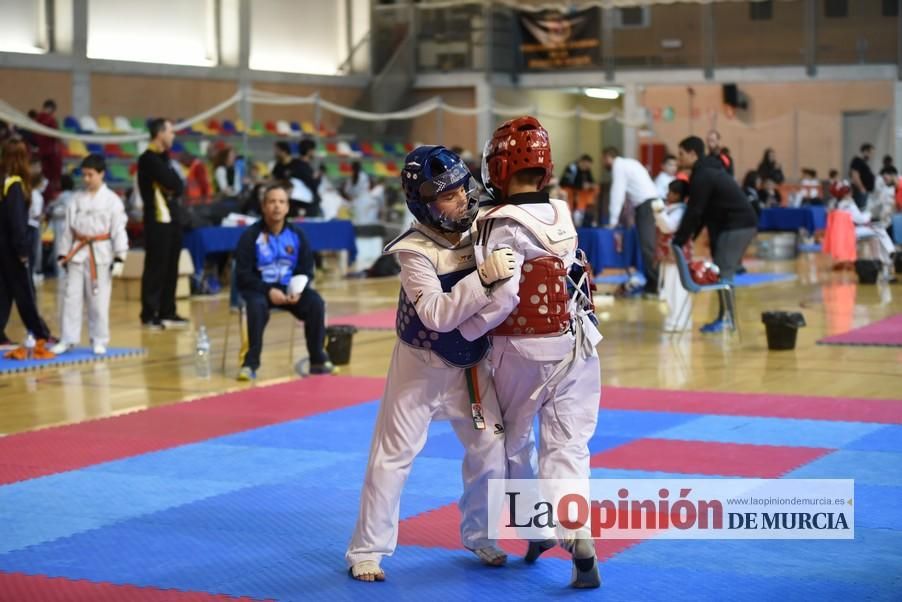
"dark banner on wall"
517,7,601,71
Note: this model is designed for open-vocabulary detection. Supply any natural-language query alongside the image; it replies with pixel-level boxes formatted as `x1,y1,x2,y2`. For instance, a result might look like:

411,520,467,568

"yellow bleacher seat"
97,115,115,132
301,121,316,135
66,139,89,157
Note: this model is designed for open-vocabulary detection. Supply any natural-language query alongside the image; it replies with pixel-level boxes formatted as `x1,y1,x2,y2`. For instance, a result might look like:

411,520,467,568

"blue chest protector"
255,227,300,287
386,227,489,369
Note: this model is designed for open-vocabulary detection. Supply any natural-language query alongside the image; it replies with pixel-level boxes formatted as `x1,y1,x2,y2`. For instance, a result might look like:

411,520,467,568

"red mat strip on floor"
0,376,385,485
328,308,396,330
602,387,902,425
591,438,832,477
398,503,640,561
0,572,271,602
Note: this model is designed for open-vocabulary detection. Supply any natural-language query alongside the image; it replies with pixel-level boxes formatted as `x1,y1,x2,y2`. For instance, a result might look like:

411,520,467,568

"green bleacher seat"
107,163,131,182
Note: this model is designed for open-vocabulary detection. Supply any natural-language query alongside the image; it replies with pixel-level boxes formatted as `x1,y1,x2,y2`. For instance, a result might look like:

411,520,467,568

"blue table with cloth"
758,207,826,232
182,220,358,276
577,227,644,273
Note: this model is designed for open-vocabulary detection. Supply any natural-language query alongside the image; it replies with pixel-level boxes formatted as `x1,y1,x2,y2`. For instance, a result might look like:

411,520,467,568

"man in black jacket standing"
138,118,188,330
673,136,758,333
272,140,322,218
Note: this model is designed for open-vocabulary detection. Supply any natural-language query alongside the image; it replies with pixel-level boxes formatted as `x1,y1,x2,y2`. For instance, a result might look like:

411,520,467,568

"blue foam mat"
653,415,883,449
846,425,902,453
0,346,145,374
2,382,902,599
787,450,902,487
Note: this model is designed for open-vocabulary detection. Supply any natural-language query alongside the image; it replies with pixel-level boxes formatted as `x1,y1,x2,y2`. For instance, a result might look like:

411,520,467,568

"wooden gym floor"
1,250,900,436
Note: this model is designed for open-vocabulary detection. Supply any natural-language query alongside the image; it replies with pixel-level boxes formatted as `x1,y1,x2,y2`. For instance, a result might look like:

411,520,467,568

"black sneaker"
142,319,165,331
161,315,190,329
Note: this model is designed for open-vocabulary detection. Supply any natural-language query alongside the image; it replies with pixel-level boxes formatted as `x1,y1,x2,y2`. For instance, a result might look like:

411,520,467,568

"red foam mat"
0,572,271,602
398,503,639,562
591,438,832,477
0,376,385,485
602,387,902,425
328,308,397,330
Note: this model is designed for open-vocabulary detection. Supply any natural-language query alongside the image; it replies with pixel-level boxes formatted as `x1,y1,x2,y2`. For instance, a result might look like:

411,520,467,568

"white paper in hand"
288,275,309,296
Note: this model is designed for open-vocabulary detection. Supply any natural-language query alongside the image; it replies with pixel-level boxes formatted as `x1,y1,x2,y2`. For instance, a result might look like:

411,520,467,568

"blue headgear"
401,145,478,233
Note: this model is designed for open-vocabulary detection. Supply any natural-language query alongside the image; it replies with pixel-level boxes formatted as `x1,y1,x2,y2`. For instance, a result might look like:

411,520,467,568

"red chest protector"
477,199,576,337
493,255,571,336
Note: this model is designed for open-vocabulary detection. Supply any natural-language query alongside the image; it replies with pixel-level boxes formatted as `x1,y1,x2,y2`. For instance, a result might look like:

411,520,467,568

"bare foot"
349,560,385,582
472,546,507,566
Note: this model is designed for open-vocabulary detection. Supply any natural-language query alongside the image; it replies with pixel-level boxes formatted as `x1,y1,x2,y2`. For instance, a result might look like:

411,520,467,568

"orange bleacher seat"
385,161,400,176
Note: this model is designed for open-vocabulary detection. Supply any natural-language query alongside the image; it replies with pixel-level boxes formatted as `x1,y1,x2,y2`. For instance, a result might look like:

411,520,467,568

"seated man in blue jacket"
234,183,335,380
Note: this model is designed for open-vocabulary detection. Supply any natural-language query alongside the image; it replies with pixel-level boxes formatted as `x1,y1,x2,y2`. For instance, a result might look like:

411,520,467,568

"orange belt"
61,232,112,295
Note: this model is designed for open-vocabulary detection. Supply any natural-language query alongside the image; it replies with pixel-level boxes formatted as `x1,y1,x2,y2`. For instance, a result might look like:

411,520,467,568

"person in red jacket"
34,99,62,200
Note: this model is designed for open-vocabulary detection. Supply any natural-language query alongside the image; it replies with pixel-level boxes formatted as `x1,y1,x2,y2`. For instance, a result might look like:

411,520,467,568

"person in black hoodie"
138,118,187,330
673,136,758,333
0,139,53,352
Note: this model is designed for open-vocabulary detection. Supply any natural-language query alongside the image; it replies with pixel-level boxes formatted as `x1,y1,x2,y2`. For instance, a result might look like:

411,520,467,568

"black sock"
574,556,595,572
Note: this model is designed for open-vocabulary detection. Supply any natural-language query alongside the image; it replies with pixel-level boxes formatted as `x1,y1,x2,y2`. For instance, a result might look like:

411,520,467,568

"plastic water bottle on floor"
24,332,36,360
195,326,211,378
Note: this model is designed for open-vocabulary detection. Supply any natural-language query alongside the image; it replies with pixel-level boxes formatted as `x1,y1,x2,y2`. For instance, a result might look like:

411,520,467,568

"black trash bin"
761,311,806,351
855,259,881,284
325,325,358,365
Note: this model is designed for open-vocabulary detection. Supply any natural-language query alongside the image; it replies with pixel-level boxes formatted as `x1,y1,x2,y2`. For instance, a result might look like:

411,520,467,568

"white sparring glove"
111,260,124,278
479,248,517,286
651,199,666,213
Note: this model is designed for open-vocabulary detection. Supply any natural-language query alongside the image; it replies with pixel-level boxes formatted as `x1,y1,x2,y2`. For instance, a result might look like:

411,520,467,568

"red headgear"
481,116,553,200
830,179,851,200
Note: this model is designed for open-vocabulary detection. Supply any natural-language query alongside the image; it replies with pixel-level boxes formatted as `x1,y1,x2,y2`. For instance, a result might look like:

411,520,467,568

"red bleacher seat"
339,162,353,175
325,142,339,155
361,142,375,157
265,121,278,134
103,144,125,158
207,119,222,134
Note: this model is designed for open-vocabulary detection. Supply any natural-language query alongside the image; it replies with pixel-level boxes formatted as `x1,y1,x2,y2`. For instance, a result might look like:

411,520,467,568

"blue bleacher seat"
86,143,104,155
63,116,82,133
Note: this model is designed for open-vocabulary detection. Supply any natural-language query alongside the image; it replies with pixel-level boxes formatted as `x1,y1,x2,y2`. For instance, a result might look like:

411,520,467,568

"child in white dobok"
346,146,515,582
463,116,603,589
52,155,128,355
653,179,692,332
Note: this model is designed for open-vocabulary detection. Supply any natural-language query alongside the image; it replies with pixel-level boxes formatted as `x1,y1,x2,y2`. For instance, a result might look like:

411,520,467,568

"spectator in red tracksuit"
34,99,62,201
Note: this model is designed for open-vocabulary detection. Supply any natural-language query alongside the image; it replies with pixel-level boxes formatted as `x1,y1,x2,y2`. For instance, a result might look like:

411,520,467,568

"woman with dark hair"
742,170,763,216
342,161,377,224
757,148,785,184
213,145,239,199
0,139,53,354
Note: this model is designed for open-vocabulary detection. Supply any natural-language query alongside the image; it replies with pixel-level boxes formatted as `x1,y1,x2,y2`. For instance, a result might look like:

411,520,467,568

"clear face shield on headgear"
420,159,480,233
480,137,496,200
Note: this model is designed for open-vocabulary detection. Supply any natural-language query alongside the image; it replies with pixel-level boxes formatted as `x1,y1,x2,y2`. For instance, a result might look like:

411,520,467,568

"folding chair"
672,243,740,338
221,261,299,373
